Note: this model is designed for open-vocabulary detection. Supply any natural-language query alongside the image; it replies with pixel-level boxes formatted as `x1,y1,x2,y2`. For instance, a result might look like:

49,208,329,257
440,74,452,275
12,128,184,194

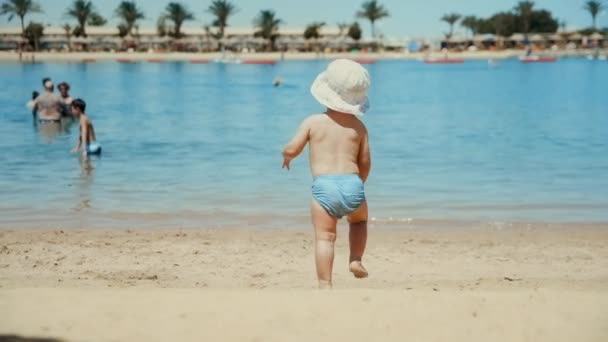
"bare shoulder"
351,116,368,135
301,113,326,127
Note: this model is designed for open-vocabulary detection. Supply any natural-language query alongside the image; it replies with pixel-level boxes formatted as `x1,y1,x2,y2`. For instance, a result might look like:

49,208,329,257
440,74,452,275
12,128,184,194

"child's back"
305,112,369,177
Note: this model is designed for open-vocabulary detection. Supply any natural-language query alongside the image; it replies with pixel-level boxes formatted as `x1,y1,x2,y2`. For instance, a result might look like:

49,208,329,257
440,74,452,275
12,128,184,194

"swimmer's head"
71,98,86,115
42,77,53,91
273,78,282,87
32,91,39,100
58,82,70,95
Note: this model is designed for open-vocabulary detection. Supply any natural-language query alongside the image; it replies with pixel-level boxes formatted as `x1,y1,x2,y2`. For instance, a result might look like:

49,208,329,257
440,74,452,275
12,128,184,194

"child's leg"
311,199,338,289
347,201,369,278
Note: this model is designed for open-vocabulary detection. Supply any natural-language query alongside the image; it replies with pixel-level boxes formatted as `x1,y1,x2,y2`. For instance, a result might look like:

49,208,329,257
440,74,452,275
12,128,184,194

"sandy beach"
0,49,602,63
1,226,607,341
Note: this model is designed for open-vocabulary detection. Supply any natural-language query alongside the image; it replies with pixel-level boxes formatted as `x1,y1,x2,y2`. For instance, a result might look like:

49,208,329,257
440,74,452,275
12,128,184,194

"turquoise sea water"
0,58,607,229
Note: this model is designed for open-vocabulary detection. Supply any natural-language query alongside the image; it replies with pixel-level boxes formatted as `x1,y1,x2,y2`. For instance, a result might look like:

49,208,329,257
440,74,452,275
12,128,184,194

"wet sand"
1,226,607,341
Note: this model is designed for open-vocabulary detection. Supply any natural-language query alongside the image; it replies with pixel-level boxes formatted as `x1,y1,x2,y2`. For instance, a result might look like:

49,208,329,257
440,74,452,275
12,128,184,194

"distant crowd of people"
28,78,101,156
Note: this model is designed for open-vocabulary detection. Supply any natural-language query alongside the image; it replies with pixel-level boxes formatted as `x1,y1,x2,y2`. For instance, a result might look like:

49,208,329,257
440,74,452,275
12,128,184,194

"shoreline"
2,210,607,230
0,49,603,63
1,227,607,341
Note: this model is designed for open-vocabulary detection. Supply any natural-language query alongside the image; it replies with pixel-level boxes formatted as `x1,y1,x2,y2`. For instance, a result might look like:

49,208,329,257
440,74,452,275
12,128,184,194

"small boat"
423,58,465,64
81,58,96,63
242,60,277,65
191,59,210,64
519,56,557,63
147,59,165,63
351,59,376,64
116,58,135,63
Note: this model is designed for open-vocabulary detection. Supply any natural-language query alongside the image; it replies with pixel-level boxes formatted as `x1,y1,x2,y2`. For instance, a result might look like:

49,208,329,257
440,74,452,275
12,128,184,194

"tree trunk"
19,16,24,60
371,20,375,38
176,22,182,39
219,25,225,51
593,16,596,30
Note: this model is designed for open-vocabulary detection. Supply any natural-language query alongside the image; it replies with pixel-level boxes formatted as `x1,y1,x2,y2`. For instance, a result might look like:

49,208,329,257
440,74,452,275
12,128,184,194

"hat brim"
310,72,369,116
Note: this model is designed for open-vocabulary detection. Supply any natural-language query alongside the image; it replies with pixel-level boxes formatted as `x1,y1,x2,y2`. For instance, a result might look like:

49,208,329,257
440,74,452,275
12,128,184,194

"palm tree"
65,0,103,37
163,2,194,38
441,13,461,38
461,15,478,37
207,0,237,45
356,0,389,38
115,1,144,36
24,21,43,51
584,1,605,30
62,23,72,51
348,22,362,41
0,0,43,38
337,22,349,36
253,9,282,51
514,1,534,35
157,15,168,37
304,21,325,40
88,12,106,26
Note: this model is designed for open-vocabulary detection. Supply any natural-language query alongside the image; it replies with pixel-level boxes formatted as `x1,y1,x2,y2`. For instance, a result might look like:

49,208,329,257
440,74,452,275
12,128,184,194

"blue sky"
0,0,603,37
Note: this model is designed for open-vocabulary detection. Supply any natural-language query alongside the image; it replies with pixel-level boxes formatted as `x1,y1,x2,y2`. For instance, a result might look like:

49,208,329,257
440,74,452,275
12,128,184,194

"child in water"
282,59,372,289
70,99,102,156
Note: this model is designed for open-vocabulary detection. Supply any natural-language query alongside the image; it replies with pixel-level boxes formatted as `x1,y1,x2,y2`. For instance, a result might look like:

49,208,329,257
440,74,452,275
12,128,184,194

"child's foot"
349,261,368,278
318,280,333,289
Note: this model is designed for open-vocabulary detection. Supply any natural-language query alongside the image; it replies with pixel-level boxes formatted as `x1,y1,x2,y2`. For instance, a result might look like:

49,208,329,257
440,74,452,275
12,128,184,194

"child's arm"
282,117,312,170
357,131,371,182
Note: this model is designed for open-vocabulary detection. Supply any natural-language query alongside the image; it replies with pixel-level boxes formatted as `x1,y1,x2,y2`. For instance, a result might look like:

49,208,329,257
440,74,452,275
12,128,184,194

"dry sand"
1,226,607,342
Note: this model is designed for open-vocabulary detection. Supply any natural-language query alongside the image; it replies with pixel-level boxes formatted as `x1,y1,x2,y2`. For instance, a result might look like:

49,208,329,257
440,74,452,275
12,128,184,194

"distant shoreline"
0,49,603,63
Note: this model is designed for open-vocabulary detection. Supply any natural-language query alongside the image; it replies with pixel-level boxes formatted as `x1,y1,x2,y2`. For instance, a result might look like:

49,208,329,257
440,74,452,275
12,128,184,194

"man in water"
32,78,64,124
71,99,101,156
58,82,74,116
282,59,372,289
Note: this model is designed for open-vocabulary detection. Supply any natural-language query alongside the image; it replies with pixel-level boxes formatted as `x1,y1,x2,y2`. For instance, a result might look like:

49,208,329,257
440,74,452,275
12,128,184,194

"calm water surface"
0,58,607,228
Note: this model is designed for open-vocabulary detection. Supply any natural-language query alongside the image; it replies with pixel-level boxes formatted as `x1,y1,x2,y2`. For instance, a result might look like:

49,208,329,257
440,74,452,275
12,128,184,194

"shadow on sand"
0,335,64,342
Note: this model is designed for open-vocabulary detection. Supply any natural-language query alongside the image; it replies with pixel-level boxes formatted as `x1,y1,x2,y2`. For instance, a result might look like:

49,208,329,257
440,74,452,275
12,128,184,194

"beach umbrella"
548,33,564,41
568,33,583,41
508,33,526,42
529,34,545,43
589,32,604,41
473,34,495,42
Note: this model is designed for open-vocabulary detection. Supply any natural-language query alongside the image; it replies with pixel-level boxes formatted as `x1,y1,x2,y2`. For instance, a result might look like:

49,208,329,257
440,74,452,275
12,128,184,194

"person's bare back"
283,110,370,181
282,59,372,288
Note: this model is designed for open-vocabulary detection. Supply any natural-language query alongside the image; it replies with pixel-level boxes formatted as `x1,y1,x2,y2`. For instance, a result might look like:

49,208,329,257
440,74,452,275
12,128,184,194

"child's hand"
282,158,291,170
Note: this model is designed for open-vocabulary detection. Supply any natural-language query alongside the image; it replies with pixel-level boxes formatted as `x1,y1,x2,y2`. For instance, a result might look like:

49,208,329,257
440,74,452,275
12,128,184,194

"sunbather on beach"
282,59,372,289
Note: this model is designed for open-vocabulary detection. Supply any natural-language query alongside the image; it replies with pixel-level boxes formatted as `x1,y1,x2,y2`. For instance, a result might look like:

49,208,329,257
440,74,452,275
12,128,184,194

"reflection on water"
35,119,76,144
75,156,95,212
0,59,607,228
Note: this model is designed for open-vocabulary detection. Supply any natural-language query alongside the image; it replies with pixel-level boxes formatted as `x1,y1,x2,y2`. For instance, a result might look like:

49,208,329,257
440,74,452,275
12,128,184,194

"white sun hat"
310,59,370,115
